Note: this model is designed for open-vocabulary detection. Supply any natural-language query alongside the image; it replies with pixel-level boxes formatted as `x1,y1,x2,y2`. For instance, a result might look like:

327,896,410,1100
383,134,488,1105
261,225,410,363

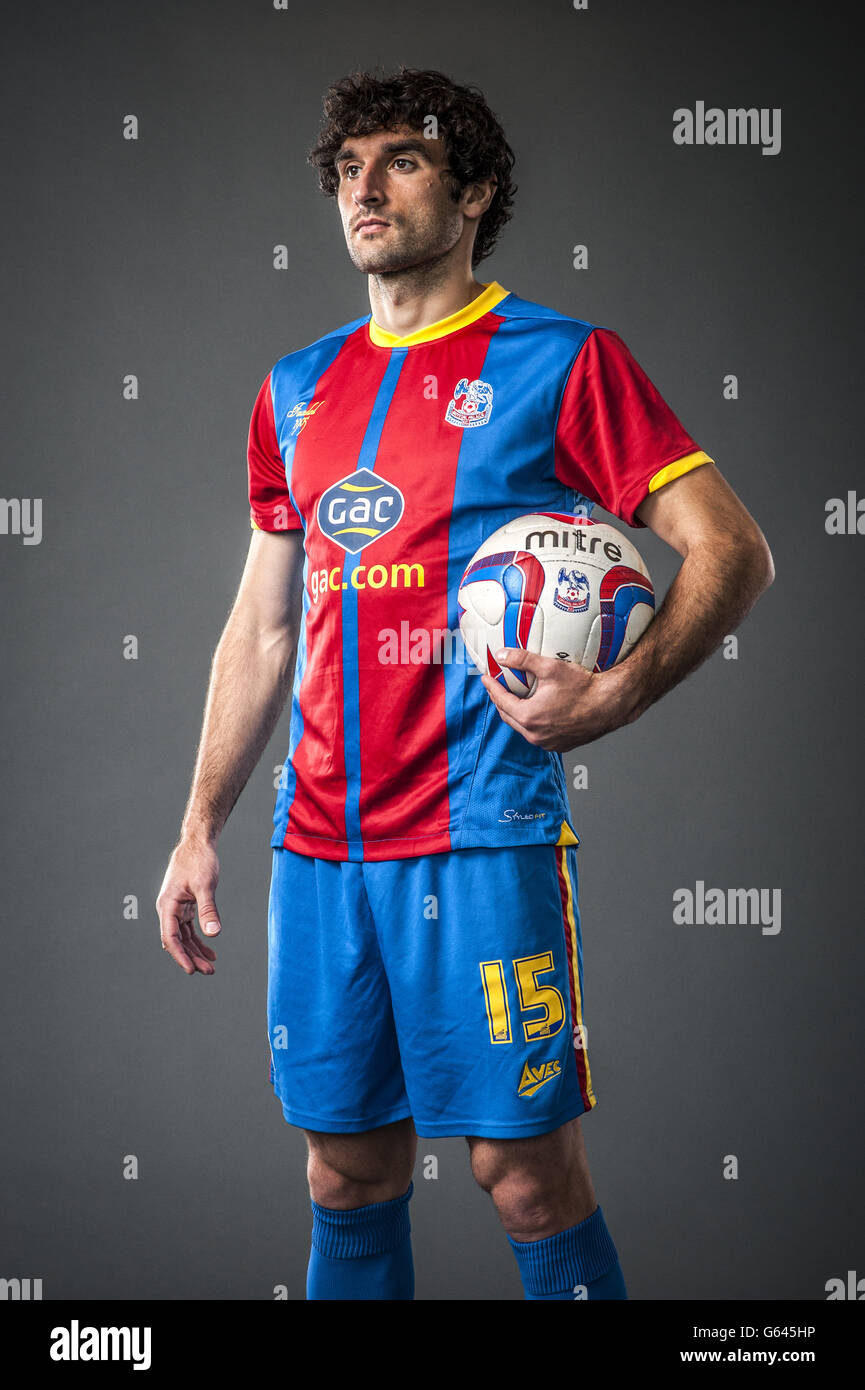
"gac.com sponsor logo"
309,561,425,604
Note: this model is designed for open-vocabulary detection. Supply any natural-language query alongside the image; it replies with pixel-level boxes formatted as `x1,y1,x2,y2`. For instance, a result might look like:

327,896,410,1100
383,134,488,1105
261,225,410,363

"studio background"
2,0,861,1300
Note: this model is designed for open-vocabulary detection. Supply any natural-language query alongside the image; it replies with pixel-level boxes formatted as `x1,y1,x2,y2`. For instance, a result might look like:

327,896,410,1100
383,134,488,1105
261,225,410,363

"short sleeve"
554,328,713,528
247,372,303,532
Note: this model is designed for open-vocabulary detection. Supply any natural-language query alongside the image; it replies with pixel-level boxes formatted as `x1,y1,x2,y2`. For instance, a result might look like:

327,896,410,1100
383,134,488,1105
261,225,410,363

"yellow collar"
368,281,510,347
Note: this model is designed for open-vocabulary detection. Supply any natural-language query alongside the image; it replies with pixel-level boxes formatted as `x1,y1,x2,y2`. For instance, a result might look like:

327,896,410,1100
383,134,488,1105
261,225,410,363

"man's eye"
340,157,415,179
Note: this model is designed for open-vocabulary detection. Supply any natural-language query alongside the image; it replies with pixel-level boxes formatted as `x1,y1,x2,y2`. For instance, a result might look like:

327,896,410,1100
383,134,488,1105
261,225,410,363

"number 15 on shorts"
479,952,565,1045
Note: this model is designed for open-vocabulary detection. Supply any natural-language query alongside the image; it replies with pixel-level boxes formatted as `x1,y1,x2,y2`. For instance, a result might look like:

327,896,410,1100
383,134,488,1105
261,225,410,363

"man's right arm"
155,526,304,975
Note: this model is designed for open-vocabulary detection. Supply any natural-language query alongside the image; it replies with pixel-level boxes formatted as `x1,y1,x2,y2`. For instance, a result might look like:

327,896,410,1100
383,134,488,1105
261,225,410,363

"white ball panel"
459,577,505,627
582,614,602,672
619,601,654,660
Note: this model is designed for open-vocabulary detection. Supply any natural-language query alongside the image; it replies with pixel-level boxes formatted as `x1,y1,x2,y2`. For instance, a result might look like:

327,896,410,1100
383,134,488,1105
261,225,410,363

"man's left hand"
480,648,636,752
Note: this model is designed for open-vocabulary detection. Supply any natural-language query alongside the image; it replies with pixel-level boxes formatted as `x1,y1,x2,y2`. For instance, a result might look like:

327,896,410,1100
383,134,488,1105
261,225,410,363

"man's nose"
352,168,384,206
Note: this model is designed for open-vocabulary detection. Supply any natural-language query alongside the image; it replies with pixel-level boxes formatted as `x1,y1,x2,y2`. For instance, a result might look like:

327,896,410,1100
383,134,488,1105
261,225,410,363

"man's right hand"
155,838,222,976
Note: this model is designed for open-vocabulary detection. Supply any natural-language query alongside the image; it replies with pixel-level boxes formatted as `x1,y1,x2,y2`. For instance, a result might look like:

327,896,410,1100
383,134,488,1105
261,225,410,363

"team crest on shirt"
317,468,405,553
445,377,494,428
552,567,591,614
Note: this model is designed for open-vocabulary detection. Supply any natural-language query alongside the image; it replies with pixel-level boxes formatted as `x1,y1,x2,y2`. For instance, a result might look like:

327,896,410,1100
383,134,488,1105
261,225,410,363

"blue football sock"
306,1181,414,1300
507,1203,628,1300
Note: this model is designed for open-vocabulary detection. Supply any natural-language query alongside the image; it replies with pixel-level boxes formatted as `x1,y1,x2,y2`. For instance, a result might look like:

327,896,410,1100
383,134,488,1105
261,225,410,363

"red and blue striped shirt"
248,281,711,861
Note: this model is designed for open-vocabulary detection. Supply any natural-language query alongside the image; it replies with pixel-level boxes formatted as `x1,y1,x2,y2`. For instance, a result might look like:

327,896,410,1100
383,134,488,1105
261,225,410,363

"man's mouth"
355,218,390,232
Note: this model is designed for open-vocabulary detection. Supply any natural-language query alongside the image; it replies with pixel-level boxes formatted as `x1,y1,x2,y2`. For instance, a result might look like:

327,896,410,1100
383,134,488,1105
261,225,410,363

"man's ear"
462,177,497,221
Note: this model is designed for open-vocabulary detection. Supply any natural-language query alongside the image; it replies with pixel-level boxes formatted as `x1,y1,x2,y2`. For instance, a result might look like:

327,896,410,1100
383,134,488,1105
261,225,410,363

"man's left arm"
481,463,775,752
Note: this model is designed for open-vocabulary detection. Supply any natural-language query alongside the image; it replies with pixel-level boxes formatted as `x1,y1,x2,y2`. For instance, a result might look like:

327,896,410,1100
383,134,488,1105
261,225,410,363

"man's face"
334,125,469,275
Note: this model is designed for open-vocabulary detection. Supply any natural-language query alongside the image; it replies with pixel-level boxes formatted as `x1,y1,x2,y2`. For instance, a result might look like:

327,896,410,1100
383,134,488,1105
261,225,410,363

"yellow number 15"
479,952,565,1045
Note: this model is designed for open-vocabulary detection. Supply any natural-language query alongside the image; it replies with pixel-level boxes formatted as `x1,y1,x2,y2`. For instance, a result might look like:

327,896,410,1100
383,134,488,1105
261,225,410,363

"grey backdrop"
2,0,862,1300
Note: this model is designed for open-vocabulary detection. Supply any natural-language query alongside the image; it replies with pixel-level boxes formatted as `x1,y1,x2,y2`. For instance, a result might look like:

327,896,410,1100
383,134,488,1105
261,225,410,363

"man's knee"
305,1117,416,1209
467,1121,595,1239
469,1142,554,1236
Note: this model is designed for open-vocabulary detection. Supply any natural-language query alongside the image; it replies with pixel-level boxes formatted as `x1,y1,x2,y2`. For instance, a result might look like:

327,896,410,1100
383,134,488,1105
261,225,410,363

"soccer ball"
457,512,654,697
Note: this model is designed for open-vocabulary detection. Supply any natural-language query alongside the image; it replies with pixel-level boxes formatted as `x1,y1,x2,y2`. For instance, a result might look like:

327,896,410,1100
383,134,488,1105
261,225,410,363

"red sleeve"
554,328,712,528
247,373,302,531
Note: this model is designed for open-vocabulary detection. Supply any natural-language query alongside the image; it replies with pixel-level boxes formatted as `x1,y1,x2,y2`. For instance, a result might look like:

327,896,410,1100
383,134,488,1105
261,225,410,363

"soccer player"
156,67,774,1301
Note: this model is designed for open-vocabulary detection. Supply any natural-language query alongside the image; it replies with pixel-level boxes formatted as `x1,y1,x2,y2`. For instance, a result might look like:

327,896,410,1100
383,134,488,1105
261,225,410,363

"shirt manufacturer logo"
286,400,324,436
317,468,405,553
517,1059,562,1098
445,377,494,428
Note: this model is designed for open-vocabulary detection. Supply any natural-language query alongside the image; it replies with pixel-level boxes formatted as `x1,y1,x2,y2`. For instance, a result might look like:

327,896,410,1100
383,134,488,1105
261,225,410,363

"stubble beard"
346,205,465,296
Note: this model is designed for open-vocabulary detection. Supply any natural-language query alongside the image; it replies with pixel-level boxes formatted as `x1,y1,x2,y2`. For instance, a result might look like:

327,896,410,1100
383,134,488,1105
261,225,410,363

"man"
156,67,774,1301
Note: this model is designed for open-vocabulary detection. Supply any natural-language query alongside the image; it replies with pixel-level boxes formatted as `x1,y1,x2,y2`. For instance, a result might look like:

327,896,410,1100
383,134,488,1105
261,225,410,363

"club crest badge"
445,377,494,429
552,567,591,614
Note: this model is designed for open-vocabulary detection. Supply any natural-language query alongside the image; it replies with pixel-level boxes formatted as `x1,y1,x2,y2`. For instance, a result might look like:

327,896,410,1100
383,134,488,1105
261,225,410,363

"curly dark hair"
308,66,516,268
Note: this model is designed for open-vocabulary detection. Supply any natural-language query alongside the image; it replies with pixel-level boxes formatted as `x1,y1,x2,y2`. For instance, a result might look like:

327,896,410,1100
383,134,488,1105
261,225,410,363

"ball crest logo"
317,468,405,554
552,567,591,614
445,377,494,428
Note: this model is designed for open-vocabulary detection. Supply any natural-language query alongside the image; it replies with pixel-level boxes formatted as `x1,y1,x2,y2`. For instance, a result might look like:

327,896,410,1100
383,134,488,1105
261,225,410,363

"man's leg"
468,1117,628,1300
304,1117,417,1300
362,840,621,1299
266,850,417,1297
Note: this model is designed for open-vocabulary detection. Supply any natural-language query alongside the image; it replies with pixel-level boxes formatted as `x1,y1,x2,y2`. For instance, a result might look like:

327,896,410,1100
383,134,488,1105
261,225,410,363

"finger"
157,895,197,972
161,922,198,975
481,672,534,720
490,702,541,743
187,947,216,974
493,647,558,677
187,934,218,964
195,893,222,938
180,924,216,975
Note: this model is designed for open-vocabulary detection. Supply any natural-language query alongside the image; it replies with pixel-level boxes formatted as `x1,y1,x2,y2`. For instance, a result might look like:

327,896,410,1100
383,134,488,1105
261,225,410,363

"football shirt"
247,282,711,861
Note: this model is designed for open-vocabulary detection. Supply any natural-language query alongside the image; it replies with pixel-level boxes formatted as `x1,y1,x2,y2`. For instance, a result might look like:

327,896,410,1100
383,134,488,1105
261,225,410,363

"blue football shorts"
266,841,596,1138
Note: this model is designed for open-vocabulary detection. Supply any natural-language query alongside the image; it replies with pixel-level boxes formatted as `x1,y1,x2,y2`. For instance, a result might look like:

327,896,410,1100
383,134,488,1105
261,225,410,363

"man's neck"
367,266,487,340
